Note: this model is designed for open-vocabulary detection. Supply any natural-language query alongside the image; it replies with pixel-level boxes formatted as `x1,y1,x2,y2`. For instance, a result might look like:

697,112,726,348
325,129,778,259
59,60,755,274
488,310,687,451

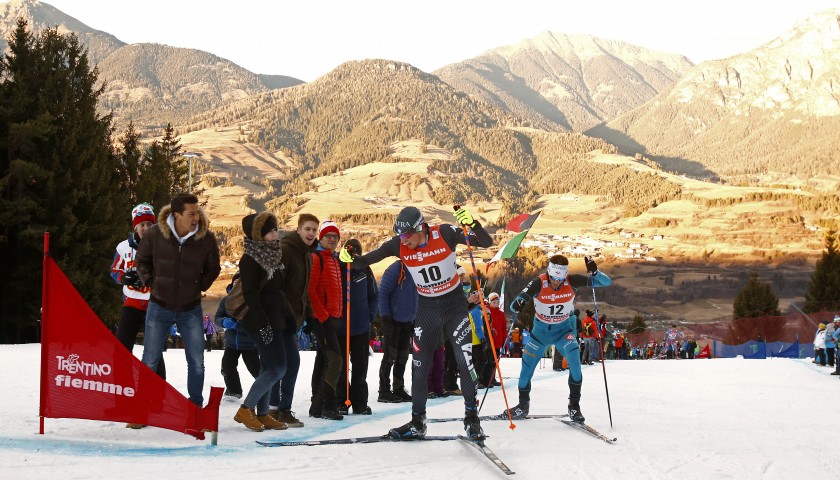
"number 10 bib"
400,225,460,297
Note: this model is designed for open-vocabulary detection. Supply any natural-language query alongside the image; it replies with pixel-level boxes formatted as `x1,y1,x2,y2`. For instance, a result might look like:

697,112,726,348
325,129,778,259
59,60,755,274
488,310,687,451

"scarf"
244,238,283,279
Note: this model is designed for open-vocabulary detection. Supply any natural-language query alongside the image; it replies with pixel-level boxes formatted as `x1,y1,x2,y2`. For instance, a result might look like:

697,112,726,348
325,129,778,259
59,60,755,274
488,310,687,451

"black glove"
510,295,527,313
121,270,140,286
584,256,598,274
259,325,273,345
327,316,343,330
380,315,394,335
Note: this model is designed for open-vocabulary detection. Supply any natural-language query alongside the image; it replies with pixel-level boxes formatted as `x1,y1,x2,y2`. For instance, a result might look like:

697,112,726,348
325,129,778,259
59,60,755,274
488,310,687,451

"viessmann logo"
54,354,136,397
403,247,447,262
540,292,573,302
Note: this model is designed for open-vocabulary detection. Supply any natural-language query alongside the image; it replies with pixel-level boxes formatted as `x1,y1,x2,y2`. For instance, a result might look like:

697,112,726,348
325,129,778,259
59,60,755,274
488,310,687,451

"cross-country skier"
339,206,492,440
502,254,611,423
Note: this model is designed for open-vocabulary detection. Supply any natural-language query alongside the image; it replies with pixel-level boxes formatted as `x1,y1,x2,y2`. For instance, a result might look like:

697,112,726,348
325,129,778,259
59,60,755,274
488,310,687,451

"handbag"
224,277,250,320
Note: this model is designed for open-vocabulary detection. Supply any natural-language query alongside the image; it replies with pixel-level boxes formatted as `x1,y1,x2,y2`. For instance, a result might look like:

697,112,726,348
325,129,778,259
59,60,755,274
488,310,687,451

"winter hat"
241,212,278,241
488,292,500,302
834,315,840,323
318,220,340,240
456,265,467,276
131,203,156,229
344,238,363,256
818,323,826,330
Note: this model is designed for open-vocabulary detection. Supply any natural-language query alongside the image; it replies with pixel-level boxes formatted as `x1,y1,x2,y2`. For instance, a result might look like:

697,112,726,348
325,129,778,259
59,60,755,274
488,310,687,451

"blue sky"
43,0,840,81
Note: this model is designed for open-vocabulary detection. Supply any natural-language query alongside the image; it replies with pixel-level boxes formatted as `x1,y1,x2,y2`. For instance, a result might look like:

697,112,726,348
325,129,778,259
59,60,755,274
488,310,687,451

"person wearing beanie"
308,219,346,420
233,212,290,432
109,203,163,429
136,193,221,408
337,205,493,441
824,320,837,369
814,323,827,366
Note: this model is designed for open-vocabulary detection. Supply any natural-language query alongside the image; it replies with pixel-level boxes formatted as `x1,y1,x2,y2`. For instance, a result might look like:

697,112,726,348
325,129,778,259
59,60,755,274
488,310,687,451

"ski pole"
344,243,353,409
591,277,613,428
454,205,516,430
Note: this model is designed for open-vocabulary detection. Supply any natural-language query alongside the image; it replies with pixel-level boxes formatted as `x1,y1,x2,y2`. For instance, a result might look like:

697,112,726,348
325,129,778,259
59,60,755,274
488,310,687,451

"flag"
506,211,541,233
499,277,506,312
40,245,222,440
696,344,711,359
485,229,530,272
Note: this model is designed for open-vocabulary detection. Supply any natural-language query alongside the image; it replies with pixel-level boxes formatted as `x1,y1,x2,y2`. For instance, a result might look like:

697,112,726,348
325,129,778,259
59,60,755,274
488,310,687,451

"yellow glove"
454,208,475,227
338,246,353,263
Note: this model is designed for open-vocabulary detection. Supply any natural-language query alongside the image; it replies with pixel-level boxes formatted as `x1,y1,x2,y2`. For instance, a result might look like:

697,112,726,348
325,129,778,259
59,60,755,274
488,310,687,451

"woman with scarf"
233,212,291,432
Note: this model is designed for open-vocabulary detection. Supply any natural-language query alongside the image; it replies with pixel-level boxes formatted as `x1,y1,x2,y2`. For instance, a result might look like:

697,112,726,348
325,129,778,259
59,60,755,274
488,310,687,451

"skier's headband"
547,263,568,281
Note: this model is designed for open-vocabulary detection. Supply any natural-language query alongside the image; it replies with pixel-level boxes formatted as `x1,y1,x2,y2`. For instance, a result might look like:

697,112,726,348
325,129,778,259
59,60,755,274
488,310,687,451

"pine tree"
627,313,647,334
115,121,143,206
803,230,840,313
0,21,124,342
730,271,783,342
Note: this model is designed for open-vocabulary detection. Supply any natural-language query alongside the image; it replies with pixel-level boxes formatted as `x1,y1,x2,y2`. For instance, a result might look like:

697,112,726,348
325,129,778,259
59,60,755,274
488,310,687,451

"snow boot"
388,412,427,439
464,408,486,441
378,390,402,403
394,388,412,402
568,382,585,424
504,388,530,419
257,413,288,430
234,406,265,432
274,410,304,428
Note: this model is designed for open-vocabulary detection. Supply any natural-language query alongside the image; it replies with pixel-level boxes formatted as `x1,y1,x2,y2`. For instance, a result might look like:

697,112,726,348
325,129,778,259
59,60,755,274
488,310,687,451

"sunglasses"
399,232,415,240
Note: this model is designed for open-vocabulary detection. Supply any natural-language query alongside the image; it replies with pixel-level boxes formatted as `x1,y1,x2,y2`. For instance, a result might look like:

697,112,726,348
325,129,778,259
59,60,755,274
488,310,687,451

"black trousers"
338,331,371,408
310,319,344,411
220,347,260,395
379,321,413,392
116,306,165,379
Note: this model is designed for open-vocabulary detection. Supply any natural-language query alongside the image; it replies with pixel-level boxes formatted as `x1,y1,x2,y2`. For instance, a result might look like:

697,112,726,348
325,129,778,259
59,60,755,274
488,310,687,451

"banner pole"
39,232,50,435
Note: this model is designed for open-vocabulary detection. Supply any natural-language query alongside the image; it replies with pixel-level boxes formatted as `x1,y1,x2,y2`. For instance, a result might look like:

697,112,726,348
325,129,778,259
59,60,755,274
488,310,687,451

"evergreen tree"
115,121,143,205
627,313,648,334
730,271,783,342
803,230,840,313
0,21,124,342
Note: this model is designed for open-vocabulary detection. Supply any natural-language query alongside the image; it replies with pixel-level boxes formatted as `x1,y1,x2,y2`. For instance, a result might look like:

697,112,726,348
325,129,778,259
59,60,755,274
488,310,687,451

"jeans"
142,302,205,405
243,328,287,416
269,330,301,411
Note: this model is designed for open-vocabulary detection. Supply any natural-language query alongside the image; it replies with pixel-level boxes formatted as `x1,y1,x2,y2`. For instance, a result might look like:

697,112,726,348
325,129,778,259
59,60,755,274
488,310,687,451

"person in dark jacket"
232,212,289,432
377,259,417,403
136,193,221,407
214,274,260,400
265,213,319,428
337,238,378,415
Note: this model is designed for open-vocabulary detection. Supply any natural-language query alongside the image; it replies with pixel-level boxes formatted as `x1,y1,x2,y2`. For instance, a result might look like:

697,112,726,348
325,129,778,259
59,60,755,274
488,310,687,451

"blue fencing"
713,340,814,359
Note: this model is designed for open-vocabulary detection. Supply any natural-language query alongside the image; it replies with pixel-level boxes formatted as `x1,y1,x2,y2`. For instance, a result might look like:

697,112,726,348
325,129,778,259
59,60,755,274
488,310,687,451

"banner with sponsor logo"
39,246,221,440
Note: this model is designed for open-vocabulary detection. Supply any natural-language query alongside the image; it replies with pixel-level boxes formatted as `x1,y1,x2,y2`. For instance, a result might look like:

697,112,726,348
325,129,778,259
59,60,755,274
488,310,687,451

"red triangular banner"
39,255,221,440
696,344,711,359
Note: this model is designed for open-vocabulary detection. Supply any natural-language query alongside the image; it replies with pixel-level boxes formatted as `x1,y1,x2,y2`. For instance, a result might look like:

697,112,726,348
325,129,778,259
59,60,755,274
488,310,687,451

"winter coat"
377,260,417,324
488,305,507,348
824,324,837,348
110,232,151,310
278,230,316,330
338,262,378,336
813,329,826,349
214,296,257,350
308,246,342,322
136,205,221,312
469,304,486,344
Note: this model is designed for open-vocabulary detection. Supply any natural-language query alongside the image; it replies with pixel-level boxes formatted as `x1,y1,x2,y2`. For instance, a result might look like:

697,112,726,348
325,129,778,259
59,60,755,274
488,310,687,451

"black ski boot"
502,388,530,419
464,408,486,441
568,382,585,423
388,412,427,439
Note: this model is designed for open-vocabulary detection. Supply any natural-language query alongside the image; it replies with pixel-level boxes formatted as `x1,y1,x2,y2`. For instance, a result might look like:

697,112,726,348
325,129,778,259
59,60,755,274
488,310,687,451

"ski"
457,435,515,475
558,419,617,444
257,435,459,447
427,413,567,423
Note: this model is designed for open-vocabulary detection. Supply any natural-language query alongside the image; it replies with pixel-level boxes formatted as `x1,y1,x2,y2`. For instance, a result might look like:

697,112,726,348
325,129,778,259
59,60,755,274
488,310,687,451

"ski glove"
584,256,598,274
338,246,354,263
454,208,476,228
510,295,528,313
222,318,237,329
121,270,140,286
259,325,273,345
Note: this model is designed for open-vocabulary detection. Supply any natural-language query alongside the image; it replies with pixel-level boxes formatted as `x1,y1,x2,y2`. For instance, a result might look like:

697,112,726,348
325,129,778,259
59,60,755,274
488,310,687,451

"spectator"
265,213,320,428
337,238,378,415
580,311,598,365
814,323,827,366
110,203,163,430
377,260,417,403
511,328,523,357
203,314,217,352
136,193,221,407
825,320,836,368
232,212,289,432
214,275,259,401
308,220,345,420
831,316,840,376
466,289,492,389
485,292,506,386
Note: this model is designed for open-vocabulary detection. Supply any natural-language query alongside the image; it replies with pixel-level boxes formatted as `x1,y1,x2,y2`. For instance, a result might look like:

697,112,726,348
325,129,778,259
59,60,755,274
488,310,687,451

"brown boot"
274,410,304,428
234,406,265,432
257,414,288,430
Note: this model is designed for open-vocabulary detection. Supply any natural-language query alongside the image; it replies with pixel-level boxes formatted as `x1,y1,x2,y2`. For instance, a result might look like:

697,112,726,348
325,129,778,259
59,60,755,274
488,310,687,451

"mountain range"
3,0,840,209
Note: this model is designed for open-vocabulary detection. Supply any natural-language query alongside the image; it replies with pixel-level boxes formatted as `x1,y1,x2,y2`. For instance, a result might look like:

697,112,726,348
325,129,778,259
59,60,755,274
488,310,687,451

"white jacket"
813,330,826,349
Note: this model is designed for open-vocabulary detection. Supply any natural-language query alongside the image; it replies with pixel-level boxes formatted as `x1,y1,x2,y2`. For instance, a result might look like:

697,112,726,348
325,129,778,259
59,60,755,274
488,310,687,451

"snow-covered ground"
1,344,836,479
